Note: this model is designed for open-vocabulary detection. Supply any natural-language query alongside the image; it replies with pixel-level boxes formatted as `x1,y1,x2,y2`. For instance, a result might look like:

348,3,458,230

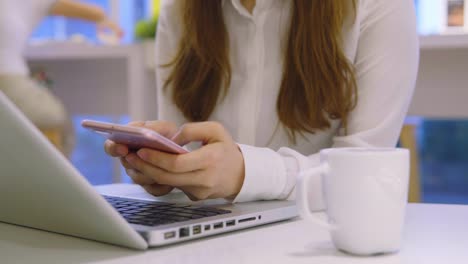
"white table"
1,201,467,263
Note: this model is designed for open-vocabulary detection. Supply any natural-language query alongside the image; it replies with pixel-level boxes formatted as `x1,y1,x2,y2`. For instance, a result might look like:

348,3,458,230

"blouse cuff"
232,144,287,203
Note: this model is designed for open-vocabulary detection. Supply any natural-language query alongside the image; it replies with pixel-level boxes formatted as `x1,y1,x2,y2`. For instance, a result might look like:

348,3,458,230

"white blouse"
155,0,419,209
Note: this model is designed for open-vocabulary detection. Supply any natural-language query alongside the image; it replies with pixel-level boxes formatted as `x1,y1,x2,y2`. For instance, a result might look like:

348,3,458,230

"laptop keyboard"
103,196,231,227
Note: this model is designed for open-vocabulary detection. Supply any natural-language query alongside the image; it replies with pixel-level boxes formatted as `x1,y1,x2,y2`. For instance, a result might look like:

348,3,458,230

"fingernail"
116,146,126,156
127,169,136,177
126,155,135,163
137,150,147,160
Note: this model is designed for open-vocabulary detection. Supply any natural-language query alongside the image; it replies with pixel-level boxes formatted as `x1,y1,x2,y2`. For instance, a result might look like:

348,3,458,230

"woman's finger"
119,157,133,170
126,168,154,185
125,153,201,187
142,184,174,197
129,120,179,138
104,140,128,157
136,144,221,173
181,190,200,201
171,121,229,146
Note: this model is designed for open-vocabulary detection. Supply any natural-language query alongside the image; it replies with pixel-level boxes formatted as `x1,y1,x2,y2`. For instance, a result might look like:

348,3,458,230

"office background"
27,0,468,204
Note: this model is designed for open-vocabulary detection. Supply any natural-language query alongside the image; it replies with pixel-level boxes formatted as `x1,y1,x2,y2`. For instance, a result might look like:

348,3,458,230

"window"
418,119,468,204
415,0,442,35
72,115,132,185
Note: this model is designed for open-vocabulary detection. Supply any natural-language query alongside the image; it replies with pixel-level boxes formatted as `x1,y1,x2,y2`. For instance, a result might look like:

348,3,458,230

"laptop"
0,91,297,250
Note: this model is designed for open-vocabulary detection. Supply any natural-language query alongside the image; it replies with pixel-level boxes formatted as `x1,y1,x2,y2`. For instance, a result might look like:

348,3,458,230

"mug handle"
297,164,336,230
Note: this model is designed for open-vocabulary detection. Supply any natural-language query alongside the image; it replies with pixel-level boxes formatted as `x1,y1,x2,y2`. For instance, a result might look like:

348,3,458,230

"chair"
399,124,421,202
40,128,66,155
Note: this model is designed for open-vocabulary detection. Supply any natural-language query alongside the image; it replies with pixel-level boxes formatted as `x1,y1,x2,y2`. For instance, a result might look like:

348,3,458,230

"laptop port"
213,222,223,229
238,217,256,223
226,220,236,227
204,224,211,231
179,227,190,238
192,225,201,235
164,231,176,239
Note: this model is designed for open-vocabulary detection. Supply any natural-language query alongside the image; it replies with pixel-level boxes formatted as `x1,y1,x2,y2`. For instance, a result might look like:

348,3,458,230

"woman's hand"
104,120,179,196
49,0,124,40
96,18,124,40
123,121,245,201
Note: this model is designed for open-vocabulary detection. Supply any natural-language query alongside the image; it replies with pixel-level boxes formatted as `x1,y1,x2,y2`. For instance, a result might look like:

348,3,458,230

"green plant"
134,16,158,39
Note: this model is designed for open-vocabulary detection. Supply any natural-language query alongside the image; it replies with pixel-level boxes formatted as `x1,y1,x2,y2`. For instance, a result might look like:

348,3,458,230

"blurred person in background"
0,0,123,155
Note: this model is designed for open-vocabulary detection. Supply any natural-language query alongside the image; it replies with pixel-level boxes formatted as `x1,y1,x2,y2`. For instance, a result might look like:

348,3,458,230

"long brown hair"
164,1,357,142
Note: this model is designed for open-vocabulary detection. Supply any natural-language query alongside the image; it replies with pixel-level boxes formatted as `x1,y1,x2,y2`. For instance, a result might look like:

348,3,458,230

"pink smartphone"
81,120,188,154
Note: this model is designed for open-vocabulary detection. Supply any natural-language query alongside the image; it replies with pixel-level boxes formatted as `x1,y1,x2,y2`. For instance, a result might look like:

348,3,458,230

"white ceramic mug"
297,148,410,255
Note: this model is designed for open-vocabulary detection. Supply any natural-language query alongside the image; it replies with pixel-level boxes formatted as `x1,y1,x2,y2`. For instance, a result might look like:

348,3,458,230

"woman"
0,0,122,153
106,0,418,209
